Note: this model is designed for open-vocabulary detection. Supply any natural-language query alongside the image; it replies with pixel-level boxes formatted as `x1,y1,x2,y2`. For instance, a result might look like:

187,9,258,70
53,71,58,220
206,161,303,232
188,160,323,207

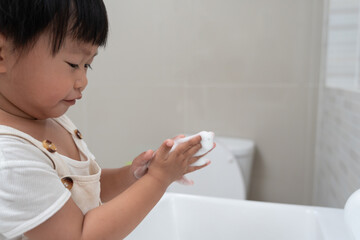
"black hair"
0,0,108,54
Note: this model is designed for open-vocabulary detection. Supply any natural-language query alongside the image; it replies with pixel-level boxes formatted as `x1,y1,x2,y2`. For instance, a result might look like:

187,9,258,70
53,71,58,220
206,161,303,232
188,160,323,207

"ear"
0,34,8,73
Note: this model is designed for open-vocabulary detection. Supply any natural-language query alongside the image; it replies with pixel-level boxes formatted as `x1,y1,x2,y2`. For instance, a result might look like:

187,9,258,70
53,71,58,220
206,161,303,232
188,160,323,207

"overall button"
61,177,73,190
42,140,57,153
74,129,83,139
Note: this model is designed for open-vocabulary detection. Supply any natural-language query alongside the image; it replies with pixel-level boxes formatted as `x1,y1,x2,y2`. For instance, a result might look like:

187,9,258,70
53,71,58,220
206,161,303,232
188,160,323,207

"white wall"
68,0,323,205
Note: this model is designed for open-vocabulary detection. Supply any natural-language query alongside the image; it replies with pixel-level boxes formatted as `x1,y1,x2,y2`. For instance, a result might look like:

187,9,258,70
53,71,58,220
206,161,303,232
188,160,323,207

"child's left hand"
130,150,154,179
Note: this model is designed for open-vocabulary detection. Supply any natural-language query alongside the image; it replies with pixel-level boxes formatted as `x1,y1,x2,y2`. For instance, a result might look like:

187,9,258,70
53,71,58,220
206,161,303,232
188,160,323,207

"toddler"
0,1,213,239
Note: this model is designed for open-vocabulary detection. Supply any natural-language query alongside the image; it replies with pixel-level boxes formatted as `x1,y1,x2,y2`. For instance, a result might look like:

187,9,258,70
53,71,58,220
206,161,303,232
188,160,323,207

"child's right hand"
147,135,203,187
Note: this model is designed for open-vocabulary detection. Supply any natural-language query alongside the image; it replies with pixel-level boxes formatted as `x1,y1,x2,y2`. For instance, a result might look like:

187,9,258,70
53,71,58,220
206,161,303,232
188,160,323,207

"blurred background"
68,0,360,208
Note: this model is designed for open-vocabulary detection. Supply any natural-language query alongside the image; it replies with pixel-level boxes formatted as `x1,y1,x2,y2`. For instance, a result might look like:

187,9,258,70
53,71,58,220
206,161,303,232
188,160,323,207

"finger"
152,150,157,158
135,150,154,165
190,158,209,167
184,142,202,158
156,139,174,159
188,155,202,165
176,135,202,153
144,149,154,160
144,149,154,166
186,160,211,174
188,142,216,164
203,142,216,155
133,165,148,179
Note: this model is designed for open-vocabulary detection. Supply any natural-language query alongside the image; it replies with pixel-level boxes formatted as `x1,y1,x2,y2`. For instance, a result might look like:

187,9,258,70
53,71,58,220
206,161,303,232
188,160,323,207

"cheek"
15,73,69,104
10,55,73,98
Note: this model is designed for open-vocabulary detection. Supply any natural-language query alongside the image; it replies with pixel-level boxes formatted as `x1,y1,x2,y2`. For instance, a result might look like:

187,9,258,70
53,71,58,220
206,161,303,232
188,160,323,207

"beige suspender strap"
53,115,80,137
0,129,56,170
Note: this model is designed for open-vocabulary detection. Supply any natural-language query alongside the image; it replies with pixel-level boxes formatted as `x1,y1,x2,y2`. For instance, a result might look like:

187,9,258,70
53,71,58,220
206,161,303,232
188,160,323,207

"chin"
48,111,68,119
34,108,68,120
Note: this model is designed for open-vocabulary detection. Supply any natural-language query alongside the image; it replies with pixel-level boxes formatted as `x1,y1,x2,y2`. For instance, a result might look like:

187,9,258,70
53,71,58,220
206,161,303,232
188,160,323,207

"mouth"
63,95,82,106
63,99,76,105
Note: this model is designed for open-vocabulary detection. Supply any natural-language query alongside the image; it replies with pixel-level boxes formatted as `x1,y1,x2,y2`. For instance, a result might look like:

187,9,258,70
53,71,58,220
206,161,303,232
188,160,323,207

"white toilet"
167,135,255,200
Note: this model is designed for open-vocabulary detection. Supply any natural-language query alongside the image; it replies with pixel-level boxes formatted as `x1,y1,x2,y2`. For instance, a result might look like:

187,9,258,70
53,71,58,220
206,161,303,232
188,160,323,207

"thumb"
135,150,153,165
143,149,154,160
156,139,174,158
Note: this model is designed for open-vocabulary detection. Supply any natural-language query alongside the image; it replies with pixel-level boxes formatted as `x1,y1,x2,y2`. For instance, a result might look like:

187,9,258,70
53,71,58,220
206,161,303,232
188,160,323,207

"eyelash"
66,62,92,70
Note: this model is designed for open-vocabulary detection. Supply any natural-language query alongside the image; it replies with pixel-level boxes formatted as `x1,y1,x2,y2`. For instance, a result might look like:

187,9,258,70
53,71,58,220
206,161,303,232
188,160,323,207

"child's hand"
176,142,216,185
130,150,154,179
147,135,203,187
130,135,185,179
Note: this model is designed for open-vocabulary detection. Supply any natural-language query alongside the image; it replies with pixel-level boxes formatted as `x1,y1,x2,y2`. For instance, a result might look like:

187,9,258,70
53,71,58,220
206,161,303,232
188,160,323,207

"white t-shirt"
0,134,92,239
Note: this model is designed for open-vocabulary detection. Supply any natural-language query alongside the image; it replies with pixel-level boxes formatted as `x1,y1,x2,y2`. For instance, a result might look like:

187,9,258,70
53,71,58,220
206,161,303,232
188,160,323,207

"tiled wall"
314,88,360,208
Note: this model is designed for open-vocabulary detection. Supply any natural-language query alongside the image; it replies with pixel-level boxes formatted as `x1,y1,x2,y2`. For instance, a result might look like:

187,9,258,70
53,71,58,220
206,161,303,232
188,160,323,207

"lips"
64,95,82,102
63,99,76,105
63,95,82,105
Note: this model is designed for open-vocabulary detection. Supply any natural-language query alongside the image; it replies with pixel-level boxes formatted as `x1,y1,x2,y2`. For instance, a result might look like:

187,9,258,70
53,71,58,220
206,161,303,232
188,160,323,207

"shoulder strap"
52,115,90,160
0,126,56,169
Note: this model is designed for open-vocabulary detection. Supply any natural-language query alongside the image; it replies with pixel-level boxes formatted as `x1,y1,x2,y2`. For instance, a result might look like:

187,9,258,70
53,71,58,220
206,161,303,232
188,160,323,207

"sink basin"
125,193,353,240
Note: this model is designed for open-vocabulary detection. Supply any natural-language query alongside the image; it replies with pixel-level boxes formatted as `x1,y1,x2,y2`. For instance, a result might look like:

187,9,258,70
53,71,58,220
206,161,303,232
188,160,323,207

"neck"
0,93,37,120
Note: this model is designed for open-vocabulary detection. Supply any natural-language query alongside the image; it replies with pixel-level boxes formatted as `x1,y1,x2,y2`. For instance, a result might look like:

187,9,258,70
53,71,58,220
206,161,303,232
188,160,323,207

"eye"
65,61,79,69
65,61,92,70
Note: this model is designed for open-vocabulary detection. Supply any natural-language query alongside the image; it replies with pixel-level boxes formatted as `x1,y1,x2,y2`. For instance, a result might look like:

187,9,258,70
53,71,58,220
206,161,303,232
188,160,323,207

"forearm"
25,174,166,240
25,137,203,240
100,166,137,202
82,174,167,240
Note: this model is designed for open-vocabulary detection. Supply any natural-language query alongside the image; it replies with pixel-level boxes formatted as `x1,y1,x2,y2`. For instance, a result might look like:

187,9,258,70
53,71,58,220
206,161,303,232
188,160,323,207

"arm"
100,135,185,202
100,150,154,202
25,174,167,240
25,136,205,240
100,167,136,203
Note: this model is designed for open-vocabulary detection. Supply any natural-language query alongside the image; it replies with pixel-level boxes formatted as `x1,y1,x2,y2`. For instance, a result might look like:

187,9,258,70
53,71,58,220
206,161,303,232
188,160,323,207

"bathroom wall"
68,0,323,205
314,88,360,208
312,0,360,208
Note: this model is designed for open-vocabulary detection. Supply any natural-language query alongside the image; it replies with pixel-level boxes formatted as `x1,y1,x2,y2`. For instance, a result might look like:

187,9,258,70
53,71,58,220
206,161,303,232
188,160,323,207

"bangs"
49,0,108,54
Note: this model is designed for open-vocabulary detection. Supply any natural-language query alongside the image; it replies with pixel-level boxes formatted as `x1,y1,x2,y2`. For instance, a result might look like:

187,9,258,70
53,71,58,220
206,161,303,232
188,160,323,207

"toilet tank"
167,135,255,200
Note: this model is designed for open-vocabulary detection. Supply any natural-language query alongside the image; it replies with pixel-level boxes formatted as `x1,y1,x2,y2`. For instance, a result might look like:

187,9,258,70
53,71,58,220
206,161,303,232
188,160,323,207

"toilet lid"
167,140,247,199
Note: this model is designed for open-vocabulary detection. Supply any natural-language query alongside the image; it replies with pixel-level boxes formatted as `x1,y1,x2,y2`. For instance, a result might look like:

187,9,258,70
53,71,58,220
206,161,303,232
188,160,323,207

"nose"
74,71,88,92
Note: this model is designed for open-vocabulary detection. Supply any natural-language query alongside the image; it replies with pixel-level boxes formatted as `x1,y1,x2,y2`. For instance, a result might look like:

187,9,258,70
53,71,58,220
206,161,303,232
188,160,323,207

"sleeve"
0,137,71,239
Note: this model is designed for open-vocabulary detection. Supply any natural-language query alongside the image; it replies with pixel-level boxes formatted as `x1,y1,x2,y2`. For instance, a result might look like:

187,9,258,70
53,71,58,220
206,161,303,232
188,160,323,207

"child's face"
1,33,98,120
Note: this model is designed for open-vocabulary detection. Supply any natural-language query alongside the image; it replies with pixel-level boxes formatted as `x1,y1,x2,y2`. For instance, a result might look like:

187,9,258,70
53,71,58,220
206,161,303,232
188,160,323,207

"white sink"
125,193,354,240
